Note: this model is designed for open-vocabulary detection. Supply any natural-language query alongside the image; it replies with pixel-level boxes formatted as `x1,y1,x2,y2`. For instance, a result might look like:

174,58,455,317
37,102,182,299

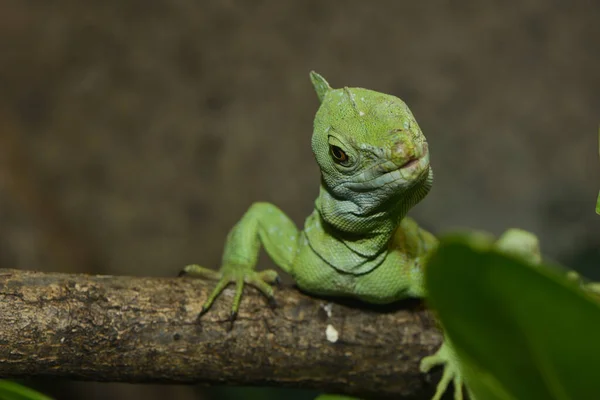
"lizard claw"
227,311,238,332
267,296,278,309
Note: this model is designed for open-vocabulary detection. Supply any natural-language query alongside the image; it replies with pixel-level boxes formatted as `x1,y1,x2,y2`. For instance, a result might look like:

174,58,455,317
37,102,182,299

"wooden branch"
0,269,442,399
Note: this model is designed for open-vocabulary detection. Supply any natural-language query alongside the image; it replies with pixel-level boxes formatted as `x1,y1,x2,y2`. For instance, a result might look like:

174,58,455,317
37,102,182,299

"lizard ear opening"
309,71,332,103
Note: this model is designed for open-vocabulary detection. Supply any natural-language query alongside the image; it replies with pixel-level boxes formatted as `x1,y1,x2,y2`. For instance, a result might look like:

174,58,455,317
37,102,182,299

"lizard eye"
330,145,349,164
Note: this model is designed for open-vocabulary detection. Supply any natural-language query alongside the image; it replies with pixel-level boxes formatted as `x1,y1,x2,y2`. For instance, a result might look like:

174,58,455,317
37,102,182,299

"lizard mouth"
400,157,420,169
344,146,430,192
399,143,429,170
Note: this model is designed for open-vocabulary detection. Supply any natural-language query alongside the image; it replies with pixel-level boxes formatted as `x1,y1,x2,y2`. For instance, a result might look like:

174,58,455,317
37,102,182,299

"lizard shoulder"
391,217,438,261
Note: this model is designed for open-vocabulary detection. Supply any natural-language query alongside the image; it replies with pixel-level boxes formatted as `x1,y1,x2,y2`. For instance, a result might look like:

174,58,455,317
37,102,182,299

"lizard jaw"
344,154,430,192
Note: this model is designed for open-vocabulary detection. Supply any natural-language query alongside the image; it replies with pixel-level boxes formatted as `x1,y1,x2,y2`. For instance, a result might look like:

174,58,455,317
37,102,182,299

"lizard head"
309,71,432,214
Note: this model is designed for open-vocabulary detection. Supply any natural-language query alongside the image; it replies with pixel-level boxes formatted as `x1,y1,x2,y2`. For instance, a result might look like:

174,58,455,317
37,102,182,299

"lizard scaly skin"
181,72,542,400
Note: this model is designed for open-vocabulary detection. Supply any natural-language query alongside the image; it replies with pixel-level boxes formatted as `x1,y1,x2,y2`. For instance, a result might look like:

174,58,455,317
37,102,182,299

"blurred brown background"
0,0,599,399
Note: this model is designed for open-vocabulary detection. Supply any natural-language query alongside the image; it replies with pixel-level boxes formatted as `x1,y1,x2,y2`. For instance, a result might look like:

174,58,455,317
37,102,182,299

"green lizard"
181,72,542,399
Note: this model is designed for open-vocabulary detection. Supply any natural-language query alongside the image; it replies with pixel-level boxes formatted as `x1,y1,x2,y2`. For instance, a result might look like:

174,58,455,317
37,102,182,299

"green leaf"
0,381,52,400
425,237,600,400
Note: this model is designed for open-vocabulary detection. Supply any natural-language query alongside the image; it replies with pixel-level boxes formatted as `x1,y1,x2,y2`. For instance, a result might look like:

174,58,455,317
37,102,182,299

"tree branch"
0,269,442,399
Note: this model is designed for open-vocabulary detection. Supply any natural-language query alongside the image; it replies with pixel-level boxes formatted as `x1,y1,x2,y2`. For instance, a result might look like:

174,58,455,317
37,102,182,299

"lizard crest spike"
309,71,332,103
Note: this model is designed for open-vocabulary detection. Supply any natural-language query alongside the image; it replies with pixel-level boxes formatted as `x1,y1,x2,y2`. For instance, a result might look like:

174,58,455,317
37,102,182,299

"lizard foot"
420,341,464,400
179,264,280,318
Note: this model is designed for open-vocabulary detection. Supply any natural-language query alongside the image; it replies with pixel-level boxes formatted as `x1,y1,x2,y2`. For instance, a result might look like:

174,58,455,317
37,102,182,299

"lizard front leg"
180,202,299,318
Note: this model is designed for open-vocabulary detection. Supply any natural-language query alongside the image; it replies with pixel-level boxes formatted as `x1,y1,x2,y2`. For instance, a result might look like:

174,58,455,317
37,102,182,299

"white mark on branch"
321,303,333,318
326,324,338,343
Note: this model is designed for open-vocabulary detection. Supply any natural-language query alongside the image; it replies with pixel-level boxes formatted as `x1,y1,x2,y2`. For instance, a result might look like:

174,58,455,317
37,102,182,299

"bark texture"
0,269,442,399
